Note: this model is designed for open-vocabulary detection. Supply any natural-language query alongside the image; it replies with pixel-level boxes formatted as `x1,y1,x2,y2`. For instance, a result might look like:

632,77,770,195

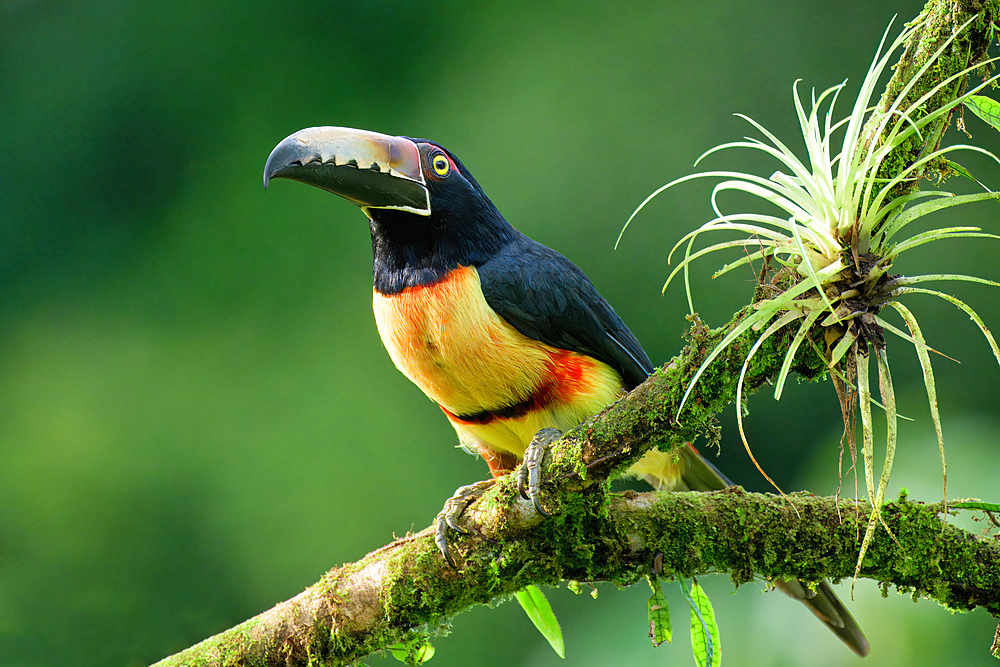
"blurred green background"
3,0,999,665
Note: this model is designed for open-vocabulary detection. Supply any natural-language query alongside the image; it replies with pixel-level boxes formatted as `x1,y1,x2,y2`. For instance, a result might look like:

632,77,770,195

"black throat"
368,199,518,295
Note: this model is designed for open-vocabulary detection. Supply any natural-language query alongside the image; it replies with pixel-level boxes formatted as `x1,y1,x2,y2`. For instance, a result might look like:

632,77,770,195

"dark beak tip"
263,139,296,190
263,157,275,189
263,164,293,190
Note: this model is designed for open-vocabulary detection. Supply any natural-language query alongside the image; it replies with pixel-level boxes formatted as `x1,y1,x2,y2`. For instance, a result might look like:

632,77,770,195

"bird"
263,126,870,657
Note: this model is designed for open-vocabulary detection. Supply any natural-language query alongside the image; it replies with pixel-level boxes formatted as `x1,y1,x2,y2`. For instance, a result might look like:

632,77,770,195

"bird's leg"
435,445,520,567
434,479,494,568
518,427,561,518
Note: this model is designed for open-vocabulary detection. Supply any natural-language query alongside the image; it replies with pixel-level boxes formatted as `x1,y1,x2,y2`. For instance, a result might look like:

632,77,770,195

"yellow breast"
372,265,551,417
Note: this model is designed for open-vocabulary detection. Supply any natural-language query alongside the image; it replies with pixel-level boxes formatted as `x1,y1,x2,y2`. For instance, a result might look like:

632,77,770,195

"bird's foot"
435,428,561,567
434,479,495,568
517,427,562,518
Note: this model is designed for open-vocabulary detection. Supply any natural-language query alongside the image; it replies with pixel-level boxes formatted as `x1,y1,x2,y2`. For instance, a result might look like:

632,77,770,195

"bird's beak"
263,126,430,216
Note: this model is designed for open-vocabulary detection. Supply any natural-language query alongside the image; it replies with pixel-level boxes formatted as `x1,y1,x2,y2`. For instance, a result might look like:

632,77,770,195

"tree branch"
151,478,1000,666
151,309,1000,667
151,2,1000,665
864,0,997,196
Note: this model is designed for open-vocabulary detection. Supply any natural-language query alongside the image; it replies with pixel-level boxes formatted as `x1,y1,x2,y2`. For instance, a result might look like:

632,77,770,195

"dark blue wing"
477,233,653,389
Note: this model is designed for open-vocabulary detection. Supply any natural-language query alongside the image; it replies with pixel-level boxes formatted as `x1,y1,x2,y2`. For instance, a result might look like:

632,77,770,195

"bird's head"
264,127,515,272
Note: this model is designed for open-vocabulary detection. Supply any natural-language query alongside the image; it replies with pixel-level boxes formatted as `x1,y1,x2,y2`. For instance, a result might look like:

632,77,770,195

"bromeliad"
623,16,1000,579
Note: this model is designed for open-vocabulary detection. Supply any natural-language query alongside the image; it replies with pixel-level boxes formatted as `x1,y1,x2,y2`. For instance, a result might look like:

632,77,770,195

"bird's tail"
776,579,870,657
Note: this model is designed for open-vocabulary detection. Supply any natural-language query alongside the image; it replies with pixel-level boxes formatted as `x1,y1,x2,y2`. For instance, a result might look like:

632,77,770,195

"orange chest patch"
372,266,554,416
373,267,621,422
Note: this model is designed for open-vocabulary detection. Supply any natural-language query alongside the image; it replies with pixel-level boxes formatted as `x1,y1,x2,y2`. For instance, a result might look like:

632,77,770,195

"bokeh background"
3,0,999,665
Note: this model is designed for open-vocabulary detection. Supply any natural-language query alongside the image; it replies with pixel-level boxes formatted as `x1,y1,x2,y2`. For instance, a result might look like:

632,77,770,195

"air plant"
622,16,1000,577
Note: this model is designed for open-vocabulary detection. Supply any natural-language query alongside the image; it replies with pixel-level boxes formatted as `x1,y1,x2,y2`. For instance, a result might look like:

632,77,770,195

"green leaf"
516,585,565,658
854,348,901,592
676,257,844,419
944,159,979,184
881,193,1000,248
774,308,822,400
735,310,801,502
854,347,874,589
884,303,947,504
897,287,1000,367
647,577,672,647
951,501,1000,512
892,226,1000,256
898,272,1000,289
388,637,435,665
789,220,839,322
964,94,1000,132
828,328,858,367
681,580,721,667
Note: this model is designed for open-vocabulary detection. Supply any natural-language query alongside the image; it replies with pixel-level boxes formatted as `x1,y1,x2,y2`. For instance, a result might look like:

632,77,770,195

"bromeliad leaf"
897,288,1000,366
879,193,1000,249
884,302,947,505
944,159,985,187
516,584,565,659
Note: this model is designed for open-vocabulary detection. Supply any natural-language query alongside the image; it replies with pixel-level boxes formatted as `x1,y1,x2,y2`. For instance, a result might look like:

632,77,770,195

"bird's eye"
432,153,451,177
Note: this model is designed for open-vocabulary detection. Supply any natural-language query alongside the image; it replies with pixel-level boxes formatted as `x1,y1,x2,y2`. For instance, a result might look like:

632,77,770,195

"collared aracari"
263,126,870,657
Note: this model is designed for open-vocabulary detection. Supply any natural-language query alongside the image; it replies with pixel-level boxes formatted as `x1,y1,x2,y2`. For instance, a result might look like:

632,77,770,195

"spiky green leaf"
677,259,843,418
855,348,901,591
880,193,1000,247
884,303,947,502
789,220,839,319
897,287,1000,367
943,159,979,184
853,347,874,591
736,310,801,499
828,328,858,368
892,228,1000,255
898,273,1000,289
774,308,822,400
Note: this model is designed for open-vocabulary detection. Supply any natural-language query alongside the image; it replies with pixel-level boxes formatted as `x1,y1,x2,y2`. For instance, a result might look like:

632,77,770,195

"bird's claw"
518,427,561,518
435,428,561,567
434,479,495,568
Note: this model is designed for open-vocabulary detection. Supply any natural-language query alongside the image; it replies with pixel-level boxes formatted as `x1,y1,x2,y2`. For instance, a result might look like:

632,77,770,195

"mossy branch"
148,474,1000,667
864,0,998,194
150,307,1000,667
151,3,1000,666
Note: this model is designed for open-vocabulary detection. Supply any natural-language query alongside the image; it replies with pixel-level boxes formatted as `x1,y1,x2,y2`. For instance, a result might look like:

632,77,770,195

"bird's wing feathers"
477,235,653,389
